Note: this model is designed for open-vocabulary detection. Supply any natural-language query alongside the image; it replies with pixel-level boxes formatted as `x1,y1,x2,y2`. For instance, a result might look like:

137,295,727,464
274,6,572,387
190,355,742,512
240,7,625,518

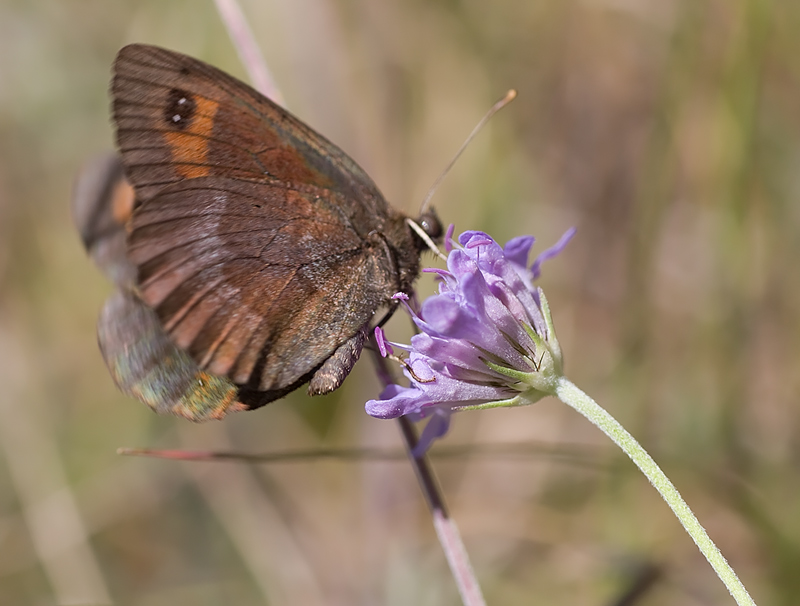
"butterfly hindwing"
128,176,401,398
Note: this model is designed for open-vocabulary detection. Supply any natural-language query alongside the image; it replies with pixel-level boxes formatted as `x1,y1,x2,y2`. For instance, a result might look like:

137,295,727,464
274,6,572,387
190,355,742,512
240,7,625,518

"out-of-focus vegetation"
1,1,798,604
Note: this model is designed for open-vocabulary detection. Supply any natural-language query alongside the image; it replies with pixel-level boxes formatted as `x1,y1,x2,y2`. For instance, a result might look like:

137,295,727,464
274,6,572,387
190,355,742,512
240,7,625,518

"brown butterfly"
75,44,441,421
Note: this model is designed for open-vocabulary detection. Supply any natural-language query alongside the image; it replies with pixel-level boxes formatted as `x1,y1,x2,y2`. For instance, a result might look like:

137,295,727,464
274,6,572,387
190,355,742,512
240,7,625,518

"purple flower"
367,228,575,454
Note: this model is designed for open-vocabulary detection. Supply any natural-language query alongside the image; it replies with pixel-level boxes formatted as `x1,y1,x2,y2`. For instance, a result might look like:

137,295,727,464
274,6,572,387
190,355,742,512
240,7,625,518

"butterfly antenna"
419,89,517,215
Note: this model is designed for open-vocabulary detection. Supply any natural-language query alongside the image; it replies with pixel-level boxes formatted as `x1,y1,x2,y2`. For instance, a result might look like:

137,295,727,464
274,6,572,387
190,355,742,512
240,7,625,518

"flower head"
367,228,575,454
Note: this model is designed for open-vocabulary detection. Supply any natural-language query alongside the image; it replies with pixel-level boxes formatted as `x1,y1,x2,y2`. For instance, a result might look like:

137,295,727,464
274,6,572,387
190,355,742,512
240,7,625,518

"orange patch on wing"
177,371,245,421
163,96,219,179
111,177,135,225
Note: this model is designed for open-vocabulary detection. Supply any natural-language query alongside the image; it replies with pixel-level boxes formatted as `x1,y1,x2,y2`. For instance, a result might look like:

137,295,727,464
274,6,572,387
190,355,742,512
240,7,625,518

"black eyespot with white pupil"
164,88,196,130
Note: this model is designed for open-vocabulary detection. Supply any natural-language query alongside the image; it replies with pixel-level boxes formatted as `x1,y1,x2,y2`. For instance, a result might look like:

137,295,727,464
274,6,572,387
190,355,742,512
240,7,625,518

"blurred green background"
1,0,798,604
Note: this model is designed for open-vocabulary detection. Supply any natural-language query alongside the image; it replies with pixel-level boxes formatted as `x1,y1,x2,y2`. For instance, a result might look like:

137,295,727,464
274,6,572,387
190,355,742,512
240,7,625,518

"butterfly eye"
417,210,443,241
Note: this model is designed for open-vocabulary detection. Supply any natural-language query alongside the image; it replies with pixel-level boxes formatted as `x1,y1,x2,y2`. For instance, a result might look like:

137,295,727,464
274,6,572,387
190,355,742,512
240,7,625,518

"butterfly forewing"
113,43,389,217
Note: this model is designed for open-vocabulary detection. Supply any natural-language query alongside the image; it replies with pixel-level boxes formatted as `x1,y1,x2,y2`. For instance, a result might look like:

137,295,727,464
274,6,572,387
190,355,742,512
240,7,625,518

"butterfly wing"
128,176,401,400
71,153,137,288
71,154,248,419
112,43,389,217
111,44,421,405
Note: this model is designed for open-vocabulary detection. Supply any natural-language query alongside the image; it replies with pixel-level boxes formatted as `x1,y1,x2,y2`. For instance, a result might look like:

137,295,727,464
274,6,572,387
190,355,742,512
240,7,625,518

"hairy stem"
555,376,756,606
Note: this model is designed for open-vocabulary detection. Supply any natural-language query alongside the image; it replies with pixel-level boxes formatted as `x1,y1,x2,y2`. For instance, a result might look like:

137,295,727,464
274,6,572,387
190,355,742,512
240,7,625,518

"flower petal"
503,235,535,269
366,384,430,419
412,408,452,457
531,227,576,279
374,326,393,357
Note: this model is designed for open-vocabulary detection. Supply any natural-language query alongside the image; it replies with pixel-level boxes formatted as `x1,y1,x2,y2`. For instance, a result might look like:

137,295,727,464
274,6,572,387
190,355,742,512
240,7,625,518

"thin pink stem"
375,354,487,606
212,0,285,103
432,510,487,606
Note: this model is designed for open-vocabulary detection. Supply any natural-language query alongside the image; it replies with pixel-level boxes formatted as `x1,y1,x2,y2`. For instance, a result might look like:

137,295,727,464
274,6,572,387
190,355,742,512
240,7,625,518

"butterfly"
74,44,441,421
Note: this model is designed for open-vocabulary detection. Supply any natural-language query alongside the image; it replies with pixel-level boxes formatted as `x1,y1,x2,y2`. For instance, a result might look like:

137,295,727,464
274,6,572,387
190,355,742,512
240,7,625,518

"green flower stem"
554,376,756,606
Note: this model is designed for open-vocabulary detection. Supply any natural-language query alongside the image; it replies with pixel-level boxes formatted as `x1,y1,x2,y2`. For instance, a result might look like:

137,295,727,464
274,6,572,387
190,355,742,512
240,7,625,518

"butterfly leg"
307,324,369,395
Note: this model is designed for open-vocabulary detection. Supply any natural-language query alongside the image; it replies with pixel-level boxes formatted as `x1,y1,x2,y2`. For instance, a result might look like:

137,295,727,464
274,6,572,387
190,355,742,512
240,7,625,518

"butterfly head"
410,208,444,256
417,210,443,241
